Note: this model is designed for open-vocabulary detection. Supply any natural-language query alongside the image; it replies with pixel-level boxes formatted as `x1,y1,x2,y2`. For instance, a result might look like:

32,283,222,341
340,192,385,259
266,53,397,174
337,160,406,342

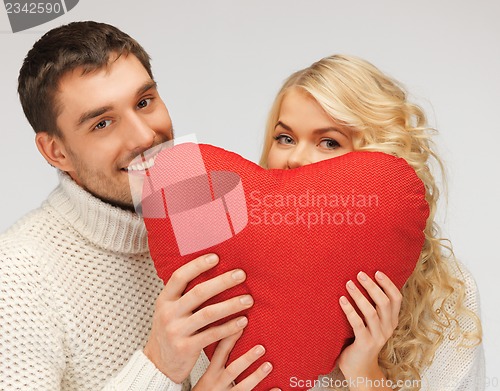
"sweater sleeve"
102,349,211,390
420,260,486,390
0,250,189,391
102,350,186,391
0,250,66,390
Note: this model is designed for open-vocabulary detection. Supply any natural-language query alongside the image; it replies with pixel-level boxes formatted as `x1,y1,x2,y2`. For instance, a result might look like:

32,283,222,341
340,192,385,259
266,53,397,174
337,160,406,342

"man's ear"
35,132,74,171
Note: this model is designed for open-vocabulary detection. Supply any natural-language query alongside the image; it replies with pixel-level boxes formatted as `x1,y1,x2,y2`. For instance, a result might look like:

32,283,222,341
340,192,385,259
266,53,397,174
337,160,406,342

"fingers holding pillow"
337,271,402,380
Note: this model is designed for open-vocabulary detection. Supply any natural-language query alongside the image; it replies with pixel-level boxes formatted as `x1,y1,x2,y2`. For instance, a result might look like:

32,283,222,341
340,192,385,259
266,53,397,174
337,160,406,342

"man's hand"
143,253,253,384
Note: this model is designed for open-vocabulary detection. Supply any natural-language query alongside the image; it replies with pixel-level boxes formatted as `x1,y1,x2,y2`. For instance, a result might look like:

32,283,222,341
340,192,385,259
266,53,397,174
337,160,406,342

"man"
0,21,276,391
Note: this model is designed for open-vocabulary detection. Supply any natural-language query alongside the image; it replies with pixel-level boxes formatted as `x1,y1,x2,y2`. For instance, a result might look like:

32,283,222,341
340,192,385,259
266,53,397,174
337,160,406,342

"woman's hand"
193,330,281,391
337,271,402,389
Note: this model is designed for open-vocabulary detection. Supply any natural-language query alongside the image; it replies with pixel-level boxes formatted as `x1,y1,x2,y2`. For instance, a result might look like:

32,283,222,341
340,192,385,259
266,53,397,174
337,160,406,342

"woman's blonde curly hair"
259,54,482,388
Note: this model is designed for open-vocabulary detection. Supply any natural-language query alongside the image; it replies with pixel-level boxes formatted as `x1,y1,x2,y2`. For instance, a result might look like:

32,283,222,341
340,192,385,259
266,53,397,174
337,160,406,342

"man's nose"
287,145,311,169
123,113,155,152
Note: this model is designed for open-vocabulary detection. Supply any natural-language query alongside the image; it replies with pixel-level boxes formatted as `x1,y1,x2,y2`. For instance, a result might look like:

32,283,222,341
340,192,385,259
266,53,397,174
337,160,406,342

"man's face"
51,53,172,209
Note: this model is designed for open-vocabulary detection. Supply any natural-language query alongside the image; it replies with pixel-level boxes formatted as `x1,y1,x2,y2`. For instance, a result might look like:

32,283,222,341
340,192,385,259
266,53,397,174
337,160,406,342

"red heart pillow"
140,143,429,391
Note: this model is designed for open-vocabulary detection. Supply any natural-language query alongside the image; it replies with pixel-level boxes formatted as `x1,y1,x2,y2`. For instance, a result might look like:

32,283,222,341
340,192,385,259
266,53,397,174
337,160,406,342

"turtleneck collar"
46,171,149,254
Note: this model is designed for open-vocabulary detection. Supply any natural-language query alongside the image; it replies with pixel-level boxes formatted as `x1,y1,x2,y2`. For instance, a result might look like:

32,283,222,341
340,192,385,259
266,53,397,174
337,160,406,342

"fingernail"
340,296,349,305
254,345,265,356
236,317,248,327
232,269,246,281
262,362,272,373
240,295,253,306
347,280,356,290
205,254,218,264
358,271,367,281
375,271,385,280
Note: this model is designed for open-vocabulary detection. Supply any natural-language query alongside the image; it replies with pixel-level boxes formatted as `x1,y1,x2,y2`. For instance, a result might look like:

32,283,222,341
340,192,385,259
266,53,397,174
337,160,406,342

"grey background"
1,0,499,387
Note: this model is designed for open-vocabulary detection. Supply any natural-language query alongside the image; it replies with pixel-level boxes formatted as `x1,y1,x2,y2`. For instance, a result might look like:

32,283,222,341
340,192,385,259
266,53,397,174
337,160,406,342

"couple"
0,21,484,391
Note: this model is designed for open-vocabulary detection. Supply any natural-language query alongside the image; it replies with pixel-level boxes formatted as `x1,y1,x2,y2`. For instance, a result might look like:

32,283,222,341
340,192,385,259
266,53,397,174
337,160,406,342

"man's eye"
137,98,152,109
274,134,295,145
94,119,111,130
319,138,340,149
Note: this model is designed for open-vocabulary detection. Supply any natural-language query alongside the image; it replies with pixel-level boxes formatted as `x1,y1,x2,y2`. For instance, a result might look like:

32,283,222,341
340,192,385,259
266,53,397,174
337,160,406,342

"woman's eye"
94,119,111,130
137,98,151,109
319,138,340,149
275,134,295,145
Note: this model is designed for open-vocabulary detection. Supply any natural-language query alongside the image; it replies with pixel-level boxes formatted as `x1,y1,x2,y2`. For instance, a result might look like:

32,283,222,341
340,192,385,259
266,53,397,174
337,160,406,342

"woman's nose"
287,146,311,169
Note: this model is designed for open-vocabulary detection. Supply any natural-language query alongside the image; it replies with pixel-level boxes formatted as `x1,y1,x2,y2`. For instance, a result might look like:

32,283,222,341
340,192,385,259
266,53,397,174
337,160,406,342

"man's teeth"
127,157,156,172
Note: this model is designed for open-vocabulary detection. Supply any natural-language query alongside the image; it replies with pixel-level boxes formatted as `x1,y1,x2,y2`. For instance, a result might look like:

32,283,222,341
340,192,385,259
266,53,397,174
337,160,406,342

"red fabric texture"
141,143,429,390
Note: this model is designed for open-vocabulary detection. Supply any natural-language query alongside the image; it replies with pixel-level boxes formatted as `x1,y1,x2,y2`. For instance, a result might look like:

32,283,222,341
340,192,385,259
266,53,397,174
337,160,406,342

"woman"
257,54,484,390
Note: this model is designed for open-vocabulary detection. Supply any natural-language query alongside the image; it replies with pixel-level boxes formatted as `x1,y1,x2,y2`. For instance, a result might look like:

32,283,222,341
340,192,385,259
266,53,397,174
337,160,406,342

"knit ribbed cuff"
106,350,183,391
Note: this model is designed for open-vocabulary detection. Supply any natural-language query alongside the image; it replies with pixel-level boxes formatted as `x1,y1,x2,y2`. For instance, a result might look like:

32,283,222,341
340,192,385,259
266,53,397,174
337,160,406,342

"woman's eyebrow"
274,121,291,131
275,120,348,138
312,127,348,138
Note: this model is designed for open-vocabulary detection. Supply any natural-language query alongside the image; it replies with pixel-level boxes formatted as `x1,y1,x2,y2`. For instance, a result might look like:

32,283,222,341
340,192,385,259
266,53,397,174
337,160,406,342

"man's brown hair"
18,21,153,137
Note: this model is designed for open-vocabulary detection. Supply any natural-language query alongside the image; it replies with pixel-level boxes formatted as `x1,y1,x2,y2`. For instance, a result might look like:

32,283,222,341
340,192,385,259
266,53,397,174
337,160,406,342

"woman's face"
267,88,354,169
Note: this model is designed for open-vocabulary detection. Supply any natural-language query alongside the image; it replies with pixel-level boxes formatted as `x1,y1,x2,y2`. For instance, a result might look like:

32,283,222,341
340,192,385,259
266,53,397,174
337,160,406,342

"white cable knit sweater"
0,172,485,390
0,172,206,390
